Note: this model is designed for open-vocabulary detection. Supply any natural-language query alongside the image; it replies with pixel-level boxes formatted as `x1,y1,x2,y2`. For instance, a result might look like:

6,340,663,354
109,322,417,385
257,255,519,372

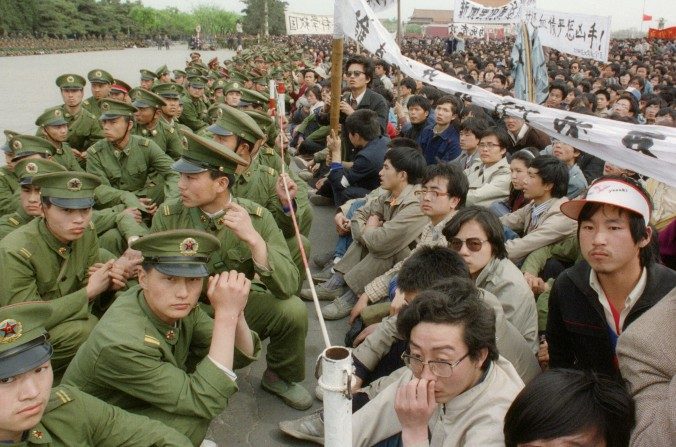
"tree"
241,0,288,36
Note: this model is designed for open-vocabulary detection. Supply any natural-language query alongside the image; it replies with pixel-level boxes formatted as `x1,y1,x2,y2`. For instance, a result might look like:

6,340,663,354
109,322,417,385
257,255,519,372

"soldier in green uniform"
0,170,128,374
238,88,269,112
139,69,157,90
150,131,312,410
155,65,171,84
62,230,259,445
178,76,210,132
206,106,312,278
130,88,183,159
83,69,114,118
109,78,131,103
172,69,187,86
0,130,22,216
86,99,179,210
224,81,243,107
0,301,193,446
211,79,226,104
34,107,82,172
54,74,104,163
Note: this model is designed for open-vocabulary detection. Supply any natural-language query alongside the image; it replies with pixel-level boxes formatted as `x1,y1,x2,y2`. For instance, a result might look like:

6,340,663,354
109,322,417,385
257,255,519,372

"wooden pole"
397,0,402,45
329,37,344,133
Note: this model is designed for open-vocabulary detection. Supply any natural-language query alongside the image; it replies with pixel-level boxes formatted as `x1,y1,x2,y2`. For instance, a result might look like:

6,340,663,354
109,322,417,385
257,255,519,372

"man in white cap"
547,175,676,380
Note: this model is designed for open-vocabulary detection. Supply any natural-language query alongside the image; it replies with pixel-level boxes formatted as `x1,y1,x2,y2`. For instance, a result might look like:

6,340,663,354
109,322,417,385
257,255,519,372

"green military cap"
187,76,208,88
173,69,187,78
140,69,158,81
253,76,268,86
87,69,114,84
110,78,131,95
244,109,276,135
239,88,269,108
172,128,248,175
0,302,53,380
207,104,266,143
155,64,170,77
9,135,53,161
207,103,226,121
212,79,227,92
31,171,101,209
15,158,66,186
1,130,19,154
152,82,185,99
132,229,220,277
130,87,167,109
56,73,86,89
185,67,203,77
98,98,137,120
225,81,243,94
35,106,68,127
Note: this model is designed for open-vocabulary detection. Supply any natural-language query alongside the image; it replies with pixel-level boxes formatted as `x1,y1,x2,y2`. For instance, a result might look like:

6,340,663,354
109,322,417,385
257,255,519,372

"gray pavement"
207,200,345,446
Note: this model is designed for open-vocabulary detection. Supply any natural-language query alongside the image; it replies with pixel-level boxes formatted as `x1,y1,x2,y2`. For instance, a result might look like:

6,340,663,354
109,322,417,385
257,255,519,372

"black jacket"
547,260,676,379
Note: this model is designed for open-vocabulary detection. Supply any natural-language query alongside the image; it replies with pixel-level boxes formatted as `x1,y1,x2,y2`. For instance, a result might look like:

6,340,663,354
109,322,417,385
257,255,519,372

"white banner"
523,9,611,63
450,23,486,38
453,0,535,24
365,0,396,12
285,12,334,35
336,0,676,186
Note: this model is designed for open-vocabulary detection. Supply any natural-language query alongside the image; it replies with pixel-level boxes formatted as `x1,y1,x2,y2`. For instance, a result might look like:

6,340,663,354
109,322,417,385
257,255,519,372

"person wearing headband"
547,176,676,379
0,301,193,446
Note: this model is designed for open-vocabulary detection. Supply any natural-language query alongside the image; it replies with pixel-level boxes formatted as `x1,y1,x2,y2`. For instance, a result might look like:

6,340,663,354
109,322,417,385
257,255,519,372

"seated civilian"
548,176,676,379
489,148,538,217
398,95,434,145
303,147,428,320
504,369,634,447
465,126,512,208
351,280,524,446
503,115,551,152
551,139,588,198
500,155,577,263
419,95,462,164
443,206,538,351
455,117,489,171
321,109,389,206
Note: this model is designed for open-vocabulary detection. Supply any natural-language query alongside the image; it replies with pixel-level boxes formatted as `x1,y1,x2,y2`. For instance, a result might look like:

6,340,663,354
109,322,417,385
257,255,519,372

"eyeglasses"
345,70,365,78
414,189,449,199
401,352,470,378
449,237,488,252
478,142,502,149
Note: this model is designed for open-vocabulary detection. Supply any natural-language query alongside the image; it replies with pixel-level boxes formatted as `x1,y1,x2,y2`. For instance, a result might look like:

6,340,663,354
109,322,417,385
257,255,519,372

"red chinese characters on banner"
648,27,676,40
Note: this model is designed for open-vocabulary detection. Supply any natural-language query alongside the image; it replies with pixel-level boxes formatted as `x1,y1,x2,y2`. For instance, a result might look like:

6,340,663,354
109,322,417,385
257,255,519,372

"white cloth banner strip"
453,0,535,24
523,9,611,63
365,0,396,12
450,23,486,38
336,0,676,186
285,12,334,35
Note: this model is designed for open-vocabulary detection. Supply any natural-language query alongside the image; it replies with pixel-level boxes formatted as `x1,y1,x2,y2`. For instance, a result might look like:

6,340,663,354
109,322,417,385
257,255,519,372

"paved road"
2,45,346,445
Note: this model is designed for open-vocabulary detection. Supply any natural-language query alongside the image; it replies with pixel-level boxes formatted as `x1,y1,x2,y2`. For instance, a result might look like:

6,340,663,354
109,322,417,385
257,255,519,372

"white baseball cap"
560,178,652,225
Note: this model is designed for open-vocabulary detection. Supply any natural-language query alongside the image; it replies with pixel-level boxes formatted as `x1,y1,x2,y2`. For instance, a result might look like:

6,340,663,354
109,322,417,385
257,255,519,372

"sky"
141,0,675,31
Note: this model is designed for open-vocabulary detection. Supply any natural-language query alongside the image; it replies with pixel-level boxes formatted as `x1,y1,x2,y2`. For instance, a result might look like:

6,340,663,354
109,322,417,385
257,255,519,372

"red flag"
643,14,652,21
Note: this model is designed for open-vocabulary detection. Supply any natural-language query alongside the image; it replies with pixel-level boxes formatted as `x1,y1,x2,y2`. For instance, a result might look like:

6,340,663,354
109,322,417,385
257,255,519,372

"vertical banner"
523,9,612,62
285,12,334,35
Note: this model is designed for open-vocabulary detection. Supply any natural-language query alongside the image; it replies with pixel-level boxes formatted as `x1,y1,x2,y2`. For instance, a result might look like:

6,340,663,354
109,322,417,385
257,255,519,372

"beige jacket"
617,288,676,447
500,196,577,262
354,289,540,385
476,257,538,351
465,157,511,208
353,357,524,447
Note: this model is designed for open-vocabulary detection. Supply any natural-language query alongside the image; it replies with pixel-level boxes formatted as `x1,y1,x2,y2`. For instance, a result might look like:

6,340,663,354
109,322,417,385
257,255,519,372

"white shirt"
589,267,647,334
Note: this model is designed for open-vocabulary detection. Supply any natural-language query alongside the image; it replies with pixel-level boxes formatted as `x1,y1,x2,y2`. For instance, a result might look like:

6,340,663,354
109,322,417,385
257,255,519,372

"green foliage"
0,0,240,38
240,0,289,36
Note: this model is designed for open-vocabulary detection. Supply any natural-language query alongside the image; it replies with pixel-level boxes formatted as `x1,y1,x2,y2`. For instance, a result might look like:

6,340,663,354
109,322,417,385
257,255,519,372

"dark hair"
397,246,469,294
617,93,639,117
420,85,444,105
208,170,235,188
480,126,513,153
549,81,569,97
443,206,508,259
529,155,569,198
344,109,381,141
436,95,463,120
397,278,498,369
406,95,431,113
384,146,427,185
345,54,374,84
492,74,507,86
388,137,421,151
400,77,417,92
304,84,321,100
374,58,390,74
504,369,634,447
510,147,538,166
422,163,469,207
459,117,490,138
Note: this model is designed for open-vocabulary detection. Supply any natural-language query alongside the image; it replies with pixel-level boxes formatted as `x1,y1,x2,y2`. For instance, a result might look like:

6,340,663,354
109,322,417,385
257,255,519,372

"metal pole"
318,346,353,447
397,0,402,45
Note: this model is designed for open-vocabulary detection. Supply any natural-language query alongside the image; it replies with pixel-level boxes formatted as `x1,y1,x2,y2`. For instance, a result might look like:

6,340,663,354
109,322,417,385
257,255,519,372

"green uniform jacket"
50,141,83,172
6,385,191,447
0,207,31,240
178,95,209,132
62,286,260,417
58,104,104,151
0,166,20,216
0,218,97,329
82,96,102,119
151,197,299,299
133,119,185,160
86,135,179,203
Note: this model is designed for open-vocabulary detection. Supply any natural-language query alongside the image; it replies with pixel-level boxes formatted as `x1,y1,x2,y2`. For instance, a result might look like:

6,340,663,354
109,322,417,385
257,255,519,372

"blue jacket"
328,136,389,192
419,123,461,164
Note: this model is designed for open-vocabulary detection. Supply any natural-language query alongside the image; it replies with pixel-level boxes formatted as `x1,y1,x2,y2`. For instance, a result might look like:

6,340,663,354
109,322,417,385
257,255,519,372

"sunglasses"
345,70,365,78
449,237,488,252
